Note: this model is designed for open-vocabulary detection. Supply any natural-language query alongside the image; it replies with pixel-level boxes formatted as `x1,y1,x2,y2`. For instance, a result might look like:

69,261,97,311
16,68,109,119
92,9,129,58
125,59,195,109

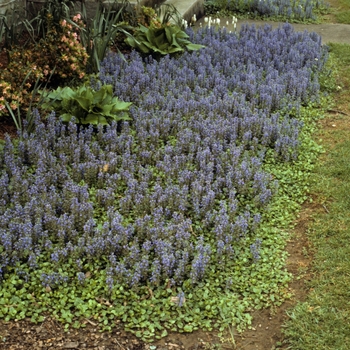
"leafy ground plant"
126,23,205,56
125,5,204,58
41,84,132,125
0,24,328,341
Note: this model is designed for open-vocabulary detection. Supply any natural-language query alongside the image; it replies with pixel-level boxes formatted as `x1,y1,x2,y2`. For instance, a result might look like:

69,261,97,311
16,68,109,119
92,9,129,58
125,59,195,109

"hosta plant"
41,84,132,125
126,23,205,57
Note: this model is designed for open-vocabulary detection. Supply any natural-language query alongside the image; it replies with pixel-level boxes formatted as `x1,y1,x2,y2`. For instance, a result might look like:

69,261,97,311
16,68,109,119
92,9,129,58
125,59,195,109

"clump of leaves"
126,23,205,57
125,4,204,57
41,84,132,125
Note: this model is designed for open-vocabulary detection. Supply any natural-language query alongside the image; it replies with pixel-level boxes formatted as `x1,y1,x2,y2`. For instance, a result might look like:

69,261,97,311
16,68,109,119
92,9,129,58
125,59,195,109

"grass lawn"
282,43,350,350
324,0,350,23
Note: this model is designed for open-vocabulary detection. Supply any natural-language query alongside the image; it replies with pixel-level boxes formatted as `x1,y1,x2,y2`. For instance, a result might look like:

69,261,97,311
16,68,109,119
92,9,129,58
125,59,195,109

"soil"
1,10,350,350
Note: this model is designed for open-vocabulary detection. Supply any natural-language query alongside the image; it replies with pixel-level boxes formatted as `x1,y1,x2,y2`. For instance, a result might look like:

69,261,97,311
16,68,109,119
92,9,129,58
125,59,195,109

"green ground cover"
0,22,329,342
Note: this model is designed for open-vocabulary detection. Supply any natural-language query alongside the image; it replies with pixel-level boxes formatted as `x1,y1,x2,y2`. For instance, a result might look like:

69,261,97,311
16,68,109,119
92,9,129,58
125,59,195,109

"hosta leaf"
186,43,206,51
165,26,172,43
112,100,132,111
99,104,114,116
167,46,184,54
171,34,182,48
92,86,109,105
114,112,132,121
125,36,137,48
84,114,100,125
98,115,109,125
154,31,167,48
60,113,73,122
176,30,190,39
75,96,92,111
146,28,157,46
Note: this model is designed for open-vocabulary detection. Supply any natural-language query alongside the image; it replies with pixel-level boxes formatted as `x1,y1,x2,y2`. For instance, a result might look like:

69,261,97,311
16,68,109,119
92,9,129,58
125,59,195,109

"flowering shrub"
0,23,327,335
41,14,88,81
0,14,88,118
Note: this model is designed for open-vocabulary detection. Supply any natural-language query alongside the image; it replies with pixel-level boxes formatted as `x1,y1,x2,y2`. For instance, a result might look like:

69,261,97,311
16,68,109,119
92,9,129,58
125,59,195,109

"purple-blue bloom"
0,23,326,288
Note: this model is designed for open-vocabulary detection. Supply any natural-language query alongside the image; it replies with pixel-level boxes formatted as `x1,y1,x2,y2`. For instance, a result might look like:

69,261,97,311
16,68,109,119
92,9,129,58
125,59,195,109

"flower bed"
0,23,327,338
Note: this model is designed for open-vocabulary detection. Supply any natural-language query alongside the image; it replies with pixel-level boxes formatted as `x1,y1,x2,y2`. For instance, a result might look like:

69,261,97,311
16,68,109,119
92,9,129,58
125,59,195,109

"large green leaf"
60,113,73,123
75,95,92,112
98,104,114,116
165,26,172,43
84,114,104,125
186,43,206,51
112,100,132,112
176,30,189,39
154,31,167,49
145,27,157,46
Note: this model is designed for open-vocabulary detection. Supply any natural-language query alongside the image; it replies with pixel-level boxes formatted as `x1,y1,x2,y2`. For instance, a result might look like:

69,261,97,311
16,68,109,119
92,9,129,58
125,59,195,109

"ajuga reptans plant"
0,23,327,334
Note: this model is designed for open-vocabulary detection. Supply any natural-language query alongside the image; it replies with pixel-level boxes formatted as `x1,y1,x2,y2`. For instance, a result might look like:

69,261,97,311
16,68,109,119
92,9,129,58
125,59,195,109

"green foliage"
79,0,133,73
4,76,44,135
153,3,186,28
335,10,350,24
328,0,350,24
41,84,132,125
0,0,77,51
0,14,88,124
0,7,35,50
26,15,89,83
126,23,205,57
27,0,77,39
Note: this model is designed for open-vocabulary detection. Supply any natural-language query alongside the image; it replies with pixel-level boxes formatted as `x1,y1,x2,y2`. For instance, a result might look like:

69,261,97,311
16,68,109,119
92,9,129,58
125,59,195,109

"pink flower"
73,13,81,22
